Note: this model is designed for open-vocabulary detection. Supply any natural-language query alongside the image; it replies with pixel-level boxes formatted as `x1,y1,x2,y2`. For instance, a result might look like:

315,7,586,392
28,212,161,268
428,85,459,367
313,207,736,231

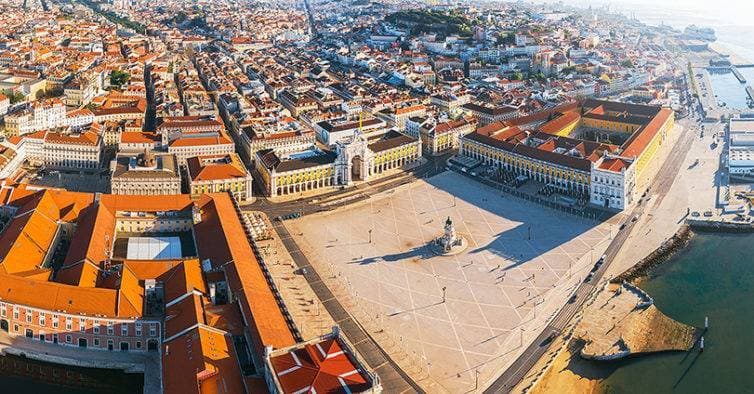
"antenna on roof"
103,233,112,272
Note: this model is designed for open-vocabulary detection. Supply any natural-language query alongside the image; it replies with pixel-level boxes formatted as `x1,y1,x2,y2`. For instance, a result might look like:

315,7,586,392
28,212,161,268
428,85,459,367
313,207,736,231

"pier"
746,85,754,102
576,283,699,360
731,66,747,83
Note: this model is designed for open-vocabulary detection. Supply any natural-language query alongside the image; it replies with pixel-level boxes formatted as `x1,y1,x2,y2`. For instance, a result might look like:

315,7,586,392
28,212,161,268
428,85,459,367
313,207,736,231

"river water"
600,232,754,392
0,353,143,393
609,1,754,62
705,68,754,111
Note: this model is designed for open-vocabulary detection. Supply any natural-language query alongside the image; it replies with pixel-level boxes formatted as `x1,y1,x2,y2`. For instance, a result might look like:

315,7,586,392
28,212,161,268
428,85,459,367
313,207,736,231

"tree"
2,89,25,104
110,70,130,87
496,32,514,46
621,59,634,68
512,71,524,81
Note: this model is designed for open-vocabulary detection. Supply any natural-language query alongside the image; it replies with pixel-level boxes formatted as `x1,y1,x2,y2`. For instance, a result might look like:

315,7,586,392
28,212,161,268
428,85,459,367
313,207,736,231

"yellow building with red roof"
460,99,675,210
186,153,253,202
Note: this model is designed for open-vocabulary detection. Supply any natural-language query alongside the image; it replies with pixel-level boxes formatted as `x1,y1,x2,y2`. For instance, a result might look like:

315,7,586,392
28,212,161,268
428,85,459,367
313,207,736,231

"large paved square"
288,171,613,392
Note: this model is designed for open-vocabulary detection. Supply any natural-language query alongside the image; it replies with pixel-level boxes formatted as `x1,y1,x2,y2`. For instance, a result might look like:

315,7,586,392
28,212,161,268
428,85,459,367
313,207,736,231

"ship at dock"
684,24,717,41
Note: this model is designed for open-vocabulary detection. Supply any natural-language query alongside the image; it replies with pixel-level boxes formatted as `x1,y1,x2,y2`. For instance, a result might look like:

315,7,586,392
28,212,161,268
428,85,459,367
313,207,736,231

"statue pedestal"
430,236,468,256
429,216,468,255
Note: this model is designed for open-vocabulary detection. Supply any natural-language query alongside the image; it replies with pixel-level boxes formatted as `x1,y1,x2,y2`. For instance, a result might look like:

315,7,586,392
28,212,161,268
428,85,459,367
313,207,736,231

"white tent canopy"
126,237,182,260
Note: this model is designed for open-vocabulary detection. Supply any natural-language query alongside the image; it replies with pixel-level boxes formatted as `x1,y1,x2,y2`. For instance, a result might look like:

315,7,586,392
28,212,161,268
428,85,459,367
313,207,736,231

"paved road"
483,123,695,393
272,221,423,394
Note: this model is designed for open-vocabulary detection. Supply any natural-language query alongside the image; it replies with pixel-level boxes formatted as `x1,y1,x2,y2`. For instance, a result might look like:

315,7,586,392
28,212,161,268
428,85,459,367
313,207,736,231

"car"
691,211,701,217
703,211,713,217
632,215,639,222
541,332,558,346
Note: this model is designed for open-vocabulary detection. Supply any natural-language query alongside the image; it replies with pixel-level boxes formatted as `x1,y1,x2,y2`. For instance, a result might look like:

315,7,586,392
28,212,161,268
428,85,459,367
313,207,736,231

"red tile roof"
621,107,673,158
186,154,248,182
45,130,100,146
269,337,371,394
162,326,245,394
194,194,296,351
168,135,233,148
538,111,581,135
120,131,159,144
598,158,630,172
56,203,115,287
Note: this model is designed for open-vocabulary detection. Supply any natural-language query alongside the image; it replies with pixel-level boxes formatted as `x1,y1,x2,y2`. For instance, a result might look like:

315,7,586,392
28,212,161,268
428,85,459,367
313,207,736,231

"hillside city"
0,0,740,393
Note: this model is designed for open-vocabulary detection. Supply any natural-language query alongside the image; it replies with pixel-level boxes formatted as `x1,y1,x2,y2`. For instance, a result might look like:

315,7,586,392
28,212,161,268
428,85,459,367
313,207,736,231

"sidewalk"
249,211,337,341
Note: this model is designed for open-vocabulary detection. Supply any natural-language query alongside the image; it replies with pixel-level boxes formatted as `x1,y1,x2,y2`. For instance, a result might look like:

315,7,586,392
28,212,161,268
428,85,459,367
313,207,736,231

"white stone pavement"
288,171,616,393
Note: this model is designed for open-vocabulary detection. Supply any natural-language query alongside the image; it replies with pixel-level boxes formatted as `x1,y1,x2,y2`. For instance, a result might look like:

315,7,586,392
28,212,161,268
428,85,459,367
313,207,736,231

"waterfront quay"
688,43,754,120
575,282,697,361
731,66,746,83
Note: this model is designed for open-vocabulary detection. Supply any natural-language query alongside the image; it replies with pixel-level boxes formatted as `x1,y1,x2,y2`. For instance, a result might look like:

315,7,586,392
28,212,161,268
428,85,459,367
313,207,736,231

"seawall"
731,66,747,83
612,225,692,283
687,218,754,233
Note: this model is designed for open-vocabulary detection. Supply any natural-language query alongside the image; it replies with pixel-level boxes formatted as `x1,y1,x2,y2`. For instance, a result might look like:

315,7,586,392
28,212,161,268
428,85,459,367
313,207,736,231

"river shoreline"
528,227,699,394
611,225,693,285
